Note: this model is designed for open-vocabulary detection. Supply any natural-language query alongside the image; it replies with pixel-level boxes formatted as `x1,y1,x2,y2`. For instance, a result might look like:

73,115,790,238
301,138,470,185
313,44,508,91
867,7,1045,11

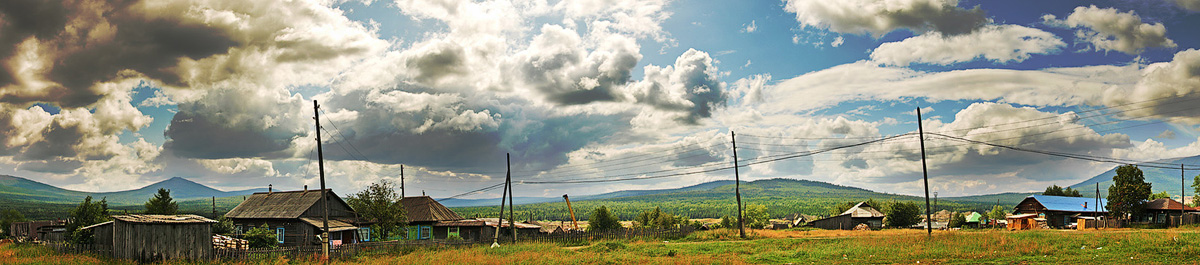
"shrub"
243,224,277,248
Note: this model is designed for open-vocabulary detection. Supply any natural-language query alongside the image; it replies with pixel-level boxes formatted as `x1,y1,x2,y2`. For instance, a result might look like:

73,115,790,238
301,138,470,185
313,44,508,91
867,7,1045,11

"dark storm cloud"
163,88,307,159
406,41,468,85
0,0,237,108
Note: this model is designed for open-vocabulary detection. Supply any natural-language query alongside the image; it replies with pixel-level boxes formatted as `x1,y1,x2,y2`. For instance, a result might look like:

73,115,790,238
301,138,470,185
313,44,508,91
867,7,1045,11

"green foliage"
719,215,735,229
1043,185,1082,197
634,207,685,229
948,212,966,228
347,179,407,240
446,234,464,241
143,188,178,215
1193,174,1200,206
1149,191,1171,200
884,201,921,228
582,242,627,252
1,209,27,237
988,205,1008,224
243,224,277,248
66,196,110,244
1108,165,1152,219
743,204,769,229
212,215,235,235
587,206,621,231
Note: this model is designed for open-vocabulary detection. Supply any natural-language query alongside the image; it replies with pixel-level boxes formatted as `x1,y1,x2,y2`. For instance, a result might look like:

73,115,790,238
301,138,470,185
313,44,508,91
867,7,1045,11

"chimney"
268,184,273,194
304,185,308,192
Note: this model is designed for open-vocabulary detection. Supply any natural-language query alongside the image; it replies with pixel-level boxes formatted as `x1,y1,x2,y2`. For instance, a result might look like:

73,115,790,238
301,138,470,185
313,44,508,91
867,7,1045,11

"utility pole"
1096,183,1100,229
1182,164,1186,227
212,196,216,219
400,165,405,198
933,192,938,213
731,131,746,239
492,155,509,248
313,100,330,259
507,153,516,244
918,107,932,237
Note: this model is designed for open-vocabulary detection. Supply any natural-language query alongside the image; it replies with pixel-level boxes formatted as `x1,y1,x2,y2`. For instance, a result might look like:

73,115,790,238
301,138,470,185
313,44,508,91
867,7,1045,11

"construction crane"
562,194,579,231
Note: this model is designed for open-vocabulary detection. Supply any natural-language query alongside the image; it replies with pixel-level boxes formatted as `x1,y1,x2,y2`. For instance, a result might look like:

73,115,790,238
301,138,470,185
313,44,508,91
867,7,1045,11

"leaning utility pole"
507,153,516,243
732,131,746,239
918,108,932,237
492,155,509,248
313,100,330,259
1096,183,1100,229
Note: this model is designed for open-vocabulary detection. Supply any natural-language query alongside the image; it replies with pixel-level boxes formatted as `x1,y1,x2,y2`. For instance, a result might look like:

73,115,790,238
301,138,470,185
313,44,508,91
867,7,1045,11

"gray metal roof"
400,196,463,222
112,214,216,224
841,202,886,218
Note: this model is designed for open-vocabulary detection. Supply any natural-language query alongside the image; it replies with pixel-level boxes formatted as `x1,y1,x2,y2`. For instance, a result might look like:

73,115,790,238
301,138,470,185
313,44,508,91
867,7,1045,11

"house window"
448,227,460,238
357,227,371,242
420,226,431,239
276,227,285,244
235,225,243,234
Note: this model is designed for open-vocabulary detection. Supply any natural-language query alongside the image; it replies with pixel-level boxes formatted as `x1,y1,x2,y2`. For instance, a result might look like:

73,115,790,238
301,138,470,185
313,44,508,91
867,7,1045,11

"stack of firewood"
212,235,249,250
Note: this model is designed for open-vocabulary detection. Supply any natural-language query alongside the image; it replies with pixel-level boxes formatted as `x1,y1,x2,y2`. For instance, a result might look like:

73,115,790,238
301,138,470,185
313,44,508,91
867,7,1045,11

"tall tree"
1192,174,1200,207
1,209,27,237
144,188,178,215
346,179,407,240
885,201,922,228
66,196,110,244
743,204,770,229
1149,191,1171,200
948,212,966,228
587,206,621,231
988,205,1008,227
1107,165,1152,220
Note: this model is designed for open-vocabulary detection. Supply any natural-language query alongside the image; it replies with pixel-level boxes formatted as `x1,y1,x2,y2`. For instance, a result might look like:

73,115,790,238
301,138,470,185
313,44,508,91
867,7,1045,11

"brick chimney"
268,184,273,194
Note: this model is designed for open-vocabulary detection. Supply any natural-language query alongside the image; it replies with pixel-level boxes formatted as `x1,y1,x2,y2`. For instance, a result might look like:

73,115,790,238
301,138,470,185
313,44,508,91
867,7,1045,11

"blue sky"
2,0,1200,198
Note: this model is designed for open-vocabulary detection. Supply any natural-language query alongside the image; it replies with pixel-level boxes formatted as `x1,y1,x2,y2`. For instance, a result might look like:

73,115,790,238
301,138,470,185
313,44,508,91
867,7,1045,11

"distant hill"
1068,155,1200,198
0,175,265,206
438,180,736,207
450,178,1006,221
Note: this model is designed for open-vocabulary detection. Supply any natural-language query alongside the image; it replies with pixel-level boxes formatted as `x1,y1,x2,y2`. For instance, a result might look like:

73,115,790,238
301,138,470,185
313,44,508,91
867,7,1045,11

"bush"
243,224,277,248
588,206,621,231
446,234,464,241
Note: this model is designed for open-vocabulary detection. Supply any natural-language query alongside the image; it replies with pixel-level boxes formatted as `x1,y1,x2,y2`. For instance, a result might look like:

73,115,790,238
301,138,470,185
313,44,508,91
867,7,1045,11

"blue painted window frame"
276,227,285,244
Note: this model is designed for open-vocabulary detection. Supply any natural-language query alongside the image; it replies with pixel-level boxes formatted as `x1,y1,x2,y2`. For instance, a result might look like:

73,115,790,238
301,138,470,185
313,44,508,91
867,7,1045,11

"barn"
809,202,886,230
82,214,216,262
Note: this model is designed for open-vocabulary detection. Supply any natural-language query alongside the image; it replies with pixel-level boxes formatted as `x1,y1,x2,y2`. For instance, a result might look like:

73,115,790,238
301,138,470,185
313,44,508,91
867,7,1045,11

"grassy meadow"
4,228,1200,264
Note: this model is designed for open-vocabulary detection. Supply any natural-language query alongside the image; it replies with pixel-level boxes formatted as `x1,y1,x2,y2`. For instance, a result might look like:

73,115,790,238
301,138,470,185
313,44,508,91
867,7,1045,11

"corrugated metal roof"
840,202,886,218
1145,198,1199,211
1028,195,1108,213
965,212,982,223
112,214,216,224
476,218,542,229
225,189,347,219
298,217,359,232
400,196,463,222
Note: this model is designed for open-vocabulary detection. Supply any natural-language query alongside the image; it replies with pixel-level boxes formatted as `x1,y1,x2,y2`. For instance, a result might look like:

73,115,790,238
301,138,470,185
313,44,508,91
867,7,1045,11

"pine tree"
144,188,178,215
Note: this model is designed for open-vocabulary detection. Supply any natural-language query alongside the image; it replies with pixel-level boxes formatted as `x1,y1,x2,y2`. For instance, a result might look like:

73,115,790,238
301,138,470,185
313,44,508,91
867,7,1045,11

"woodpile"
213,235,248,250
853,223,871,231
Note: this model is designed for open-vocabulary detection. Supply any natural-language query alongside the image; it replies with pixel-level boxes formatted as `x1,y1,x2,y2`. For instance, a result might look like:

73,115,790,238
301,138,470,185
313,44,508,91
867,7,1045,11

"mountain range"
0,176,265,206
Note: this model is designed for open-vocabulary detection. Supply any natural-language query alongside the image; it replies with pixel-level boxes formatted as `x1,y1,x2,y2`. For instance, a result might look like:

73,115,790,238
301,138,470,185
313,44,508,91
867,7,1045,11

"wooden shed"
1005,213,1038,230
809,202,886,230
84,214,216,262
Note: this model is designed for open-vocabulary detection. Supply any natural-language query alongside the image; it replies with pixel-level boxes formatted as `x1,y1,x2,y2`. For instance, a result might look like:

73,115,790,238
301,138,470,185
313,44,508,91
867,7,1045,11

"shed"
810,202,886,230
1006,213,1038,230
84,214,216,262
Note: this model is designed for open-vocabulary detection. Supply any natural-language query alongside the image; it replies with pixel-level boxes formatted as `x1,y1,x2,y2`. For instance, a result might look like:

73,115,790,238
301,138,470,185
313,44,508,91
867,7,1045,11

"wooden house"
398,196,488,241
1140,198,1200,225
1013,195,1107,229
82,215,215,262
809,202,886,230
1006,213,1038,230
224,188,367,246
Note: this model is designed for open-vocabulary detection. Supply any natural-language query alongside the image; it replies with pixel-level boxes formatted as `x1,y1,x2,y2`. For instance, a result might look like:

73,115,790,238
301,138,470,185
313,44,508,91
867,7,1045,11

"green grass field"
5,227,1200,264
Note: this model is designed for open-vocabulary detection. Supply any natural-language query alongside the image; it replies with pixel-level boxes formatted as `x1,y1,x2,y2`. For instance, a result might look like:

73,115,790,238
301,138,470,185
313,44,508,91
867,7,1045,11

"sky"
2,0,1200,198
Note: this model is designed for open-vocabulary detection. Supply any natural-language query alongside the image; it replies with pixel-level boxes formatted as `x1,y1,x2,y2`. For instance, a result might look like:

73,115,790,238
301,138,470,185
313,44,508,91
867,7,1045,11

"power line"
931,133,1200,170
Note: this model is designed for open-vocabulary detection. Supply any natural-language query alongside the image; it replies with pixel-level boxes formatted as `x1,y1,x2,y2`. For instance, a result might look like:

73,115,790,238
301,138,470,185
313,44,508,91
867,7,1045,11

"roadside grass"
5,228,1200,264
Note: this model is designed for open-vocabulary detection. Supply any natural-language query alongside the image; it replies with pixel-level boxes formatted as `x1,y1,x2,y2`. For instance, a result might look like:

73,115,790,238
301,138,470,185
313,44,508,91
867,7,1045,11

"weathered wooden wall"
111,220,213,262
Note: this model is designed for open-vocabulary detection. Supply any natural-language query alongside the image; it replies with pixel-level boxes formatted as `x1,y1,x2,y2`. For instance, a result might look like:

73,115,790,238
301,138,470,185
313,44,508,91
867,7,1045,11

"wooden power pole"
918,108,932,237
314,100,330,259
492,155,509,248
1182,164,1186,227
507,153,515,243
401,165,405,198
732,131,746,239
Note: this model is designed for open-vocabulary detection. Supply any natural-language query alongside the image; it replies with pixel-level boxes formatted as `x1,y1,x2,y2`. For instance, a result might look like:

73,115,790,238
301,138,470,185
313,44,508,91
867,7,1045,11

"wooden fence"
213,239,474,261
44,242,110,257
497,227,694,244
